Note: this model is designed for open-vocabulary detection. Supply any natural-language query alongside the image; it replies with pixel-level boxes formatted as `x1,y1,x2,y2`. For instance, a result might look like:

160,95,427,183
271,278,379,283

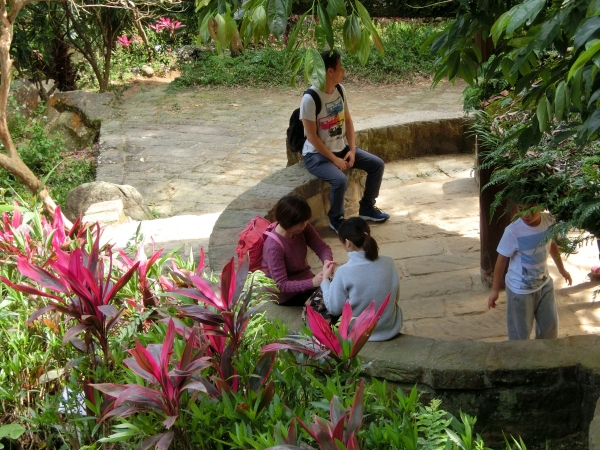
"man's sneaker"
329,216,345,234
359,205,390,222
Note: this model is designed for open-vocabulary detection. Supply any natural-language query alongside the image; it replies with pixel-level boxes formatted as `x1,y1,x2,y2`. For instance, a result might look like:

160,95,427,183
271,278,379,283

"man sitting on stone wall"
300,49,389,233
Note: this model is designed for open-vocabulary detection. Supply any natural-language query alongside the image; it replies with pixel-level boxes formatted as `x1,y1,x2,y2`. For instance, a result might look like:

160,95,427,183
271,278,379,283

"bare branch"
405,0,454,8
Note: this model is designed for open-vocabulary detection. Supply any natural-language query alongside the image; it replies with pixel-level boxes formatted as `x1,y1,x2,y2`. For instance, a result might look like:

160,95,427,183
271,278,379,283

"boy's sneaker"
359,205,390,222
329,216,345,234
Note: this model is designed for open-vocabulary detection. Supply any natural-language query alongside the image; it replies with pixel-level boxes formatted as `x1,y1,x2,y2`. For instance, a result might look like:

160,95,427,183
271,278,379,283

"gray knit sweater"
320,251,402,341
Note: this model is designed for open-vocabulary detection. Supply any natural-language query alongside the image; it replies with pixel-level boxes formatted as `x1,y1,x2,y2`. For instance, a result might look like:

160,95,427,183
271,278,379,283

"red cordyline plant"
261,295,391,365
117,35,133,46
0,203,70,261
150,17,182,35
269,380,366,450
92,318,212,450
0,224,139,362
118,241,164,307
162,255,259,392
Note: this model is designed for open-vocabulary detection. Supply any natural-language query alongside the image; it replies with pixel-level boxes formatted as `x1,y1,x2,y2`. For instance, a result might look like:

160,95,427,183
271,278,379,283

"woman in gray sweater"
321,217,402,341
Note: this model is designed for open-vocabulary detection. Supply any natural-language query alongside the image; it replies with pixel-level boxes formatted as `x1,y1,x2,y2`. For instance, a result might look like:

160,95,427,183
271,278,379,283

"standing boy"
488,205,572,340
300,50,389,233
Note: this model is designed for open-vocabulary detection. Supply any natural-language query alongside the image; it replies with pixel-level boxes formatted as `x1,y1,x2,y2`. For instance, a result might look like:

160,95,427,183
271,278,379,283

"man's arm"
344,106,356,168
550,241,573,286
302,118,347,171
488,254,508,309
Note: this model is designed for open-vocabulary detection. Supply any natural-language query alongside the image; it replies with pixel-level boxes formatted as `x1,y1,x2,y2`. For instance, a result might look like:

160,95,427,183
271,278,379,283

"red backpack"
236,216,283,271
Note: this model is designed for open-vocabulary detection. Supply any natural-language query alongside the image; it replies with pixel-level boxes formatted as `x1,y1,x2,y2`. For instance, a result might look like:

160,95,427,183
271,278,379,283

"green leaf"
501,57,517,85
266,0,288,38
215,13,228,48
532,18,560,51
343,14,361,55
568,40,600,80
506,0,546,37
285,11,308,52
252,6,267,44
536,97,548,132
587,0,600,17
517,125,534,152
555,81,566,122
0,424,25,440
317,3,334,50
195,0,212,12
447,51,461,80
290,54,303,74
357,28,371,65
458,55,477,85
240,12,252,47
553,129,577,143
588,87,600,108
225,13,237,43
574,17,600,50
579,108,600,141
304,48,326,90
491,11,511,46
571,66,583,110
419,29,441,55
355,0,373,31
328,0,347,17
508,36,534,48
371,26,384,54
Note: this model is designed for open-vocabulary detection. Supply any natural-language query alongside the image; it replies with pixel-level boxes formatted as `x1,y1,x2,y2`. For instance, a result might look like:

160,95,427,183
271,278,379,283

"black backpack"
286,84,344,153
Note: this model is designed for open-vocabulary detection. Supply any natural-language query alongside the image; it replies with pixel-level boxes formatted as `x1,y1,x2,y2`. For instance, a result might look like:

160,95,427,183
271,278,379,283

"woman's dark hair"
274,195,312,229
321,49,342,71
338,217,379,261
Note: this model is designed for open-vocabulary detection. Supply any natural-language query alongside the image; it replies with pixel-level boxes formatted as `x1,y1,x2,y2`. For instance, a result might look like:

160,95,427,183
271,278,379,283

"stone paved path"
309,155,600,341
97,80,464,252
96,79,600,341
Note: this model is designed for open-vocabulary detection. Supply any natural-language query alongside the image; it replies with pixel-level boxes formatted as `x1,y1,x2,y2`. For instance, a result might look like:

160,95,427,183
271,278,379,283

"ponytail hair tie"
364,232,368,236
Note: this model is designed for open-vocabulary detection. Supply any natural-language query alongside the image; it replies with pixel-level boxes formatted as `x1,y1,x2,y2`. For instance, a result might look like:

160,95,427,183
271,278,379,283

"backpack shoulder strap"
264,230,284,250
304,88,322,120
335,84,344,101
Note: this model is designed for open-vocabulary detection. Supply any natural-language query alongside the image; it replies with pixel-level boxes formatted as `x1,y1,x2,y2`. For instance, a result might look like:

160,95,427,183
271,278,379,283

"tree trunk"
477,138,511,287
131,7,152,59
0,0,71,227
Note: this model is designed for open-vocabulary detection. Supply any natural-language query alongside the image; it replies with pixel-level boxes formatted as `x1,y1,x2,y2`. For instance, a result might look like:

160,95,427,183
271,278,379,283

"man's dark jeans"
303,146,384,220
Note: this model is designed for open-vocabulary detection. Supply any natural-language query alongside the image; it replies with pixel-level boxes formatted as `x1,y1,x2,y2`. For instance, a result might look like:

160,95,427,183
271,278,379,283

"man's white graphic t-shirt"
497,212,553,294
299,84,348,156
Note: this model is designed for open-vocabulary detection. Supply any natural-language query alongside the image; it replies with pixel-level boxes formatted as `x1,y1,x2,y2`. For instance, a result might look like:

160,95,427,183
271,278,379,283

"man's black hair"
320,49,342,71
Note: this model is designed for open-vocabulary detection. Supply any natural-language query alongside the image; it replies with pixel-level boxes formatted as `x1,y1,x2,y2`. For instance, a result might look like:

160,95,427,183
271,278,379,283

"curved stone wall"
207,115,599,448
260,305,600,448
209,116,470,269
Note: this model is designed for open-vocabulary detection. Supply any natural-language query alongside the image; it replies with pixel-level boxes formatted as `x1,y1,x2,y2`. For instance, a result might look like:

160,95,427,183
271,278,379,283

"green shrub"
0,102,95,207
173,18,448,89
342,18,447,84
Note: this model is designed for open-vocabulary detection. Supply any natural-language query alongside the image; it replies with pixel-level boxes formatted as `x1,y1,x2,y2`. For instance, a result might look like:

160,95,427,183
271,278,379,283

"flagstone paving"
305,154,600,341
97,77,600,341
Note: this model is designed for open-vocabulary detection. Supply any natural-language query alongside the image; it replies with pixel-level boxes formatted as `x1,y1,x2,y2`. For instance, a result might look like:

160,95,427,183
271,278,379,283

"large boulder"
49,109,97,148
9,78,40,119
46,90,114,149
64,182,154,222
48,90,114,128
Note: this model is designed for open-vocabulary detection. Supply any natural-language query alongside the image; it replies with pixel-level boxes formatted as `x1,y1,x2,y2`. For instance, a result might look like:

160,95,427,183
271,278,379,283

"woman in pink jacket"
262,195,333,305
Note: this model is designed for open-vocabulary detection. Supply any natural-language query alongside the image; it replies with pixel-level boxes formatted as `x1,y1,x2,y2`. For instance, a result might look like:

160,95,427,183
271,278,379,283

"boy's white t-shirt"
299,85,348,156
497,212,553,294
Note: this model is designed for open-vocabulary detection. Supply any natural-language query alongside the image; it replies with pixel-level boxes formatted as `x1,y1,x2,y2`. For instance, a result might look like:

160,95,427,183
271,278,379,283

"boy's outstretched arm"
550,241,573,286
488,254,508,309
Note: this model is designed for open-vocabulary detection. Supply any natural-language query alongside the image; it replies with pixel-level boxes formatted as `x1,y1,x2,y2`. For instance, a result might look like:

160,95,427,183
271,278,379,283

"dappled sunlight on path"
311,155,600,341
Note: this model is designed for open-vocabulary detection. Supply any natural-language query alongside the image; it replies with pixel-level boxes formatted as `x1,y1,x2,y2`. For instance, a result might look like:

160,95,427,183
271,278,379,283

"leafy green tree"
426,0,600,248
196,0,384,88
